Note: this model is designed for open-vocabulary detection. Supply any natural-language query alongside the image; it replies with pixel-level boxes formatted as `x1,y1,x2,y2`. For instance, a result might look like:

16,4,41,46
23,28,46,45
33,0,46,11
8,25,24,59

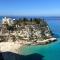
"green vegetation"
13,18,48,26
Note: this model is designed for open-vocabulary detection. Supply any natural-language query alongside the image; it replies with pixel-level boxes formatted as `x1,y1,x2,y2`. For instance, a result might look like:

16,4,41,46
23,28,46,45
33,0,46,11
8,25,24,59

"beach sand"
0,38,56,54
0,41,22,53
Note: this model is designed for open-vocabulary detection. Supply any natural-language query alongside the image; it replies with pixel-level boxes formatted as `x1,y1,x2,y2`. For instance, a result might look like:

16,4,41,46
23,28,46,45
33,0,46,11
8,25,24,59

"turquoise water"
19,18,60,60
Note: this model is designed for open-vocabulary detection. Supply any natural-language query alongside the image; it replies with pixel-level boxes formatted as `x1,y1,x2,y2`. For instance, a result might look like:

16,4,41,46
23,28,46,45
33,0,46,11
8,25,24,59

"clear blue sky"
0,0,60,16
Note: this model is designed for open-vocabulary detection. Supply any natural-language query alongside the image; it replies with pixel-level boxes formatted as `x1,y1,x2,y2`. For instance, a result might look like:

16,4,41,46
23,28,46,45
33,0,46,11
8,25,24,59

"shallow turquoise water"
19,18,60,60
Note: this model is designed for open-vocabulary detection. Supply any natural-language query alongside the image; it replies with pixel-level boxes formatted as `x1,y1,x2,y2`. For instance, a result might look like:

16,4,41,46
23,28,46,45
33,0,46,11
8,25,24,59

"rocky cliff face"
0,18,52,42
17,24,52,41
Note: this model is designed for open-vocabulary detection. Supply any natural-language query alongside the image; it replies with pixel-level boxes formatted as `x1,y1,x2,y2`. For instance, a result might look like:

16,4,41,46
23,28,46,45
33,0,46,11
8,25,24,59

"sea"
0,16,60,60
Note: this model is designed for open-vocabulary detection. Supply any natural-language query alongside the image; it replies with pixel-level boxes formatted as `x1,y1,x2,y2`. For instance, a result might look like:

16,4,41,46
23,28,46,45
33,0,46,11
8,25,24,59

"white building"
2,17,14,26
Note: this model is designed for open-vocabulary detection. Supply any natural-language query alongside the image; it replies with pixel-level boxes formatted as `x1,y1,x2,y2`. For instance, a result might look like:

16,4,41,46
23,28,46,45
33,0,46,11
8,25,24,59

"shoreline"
36,38,57,45
26,38,57,45
0,37,56,53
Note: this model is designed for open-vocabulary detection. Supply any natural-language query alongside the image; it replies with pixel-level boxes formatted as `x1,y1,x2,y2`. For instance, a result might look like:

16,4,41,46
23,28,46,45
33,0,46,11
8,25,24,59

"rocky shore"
36,38,56,45
24,37,57,45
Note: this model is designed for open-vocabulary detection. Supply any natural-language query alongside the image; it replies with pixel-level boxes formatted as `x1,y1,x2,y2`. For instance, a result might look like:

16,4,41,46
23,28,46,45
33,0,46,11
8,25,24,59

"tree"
7,25,14,31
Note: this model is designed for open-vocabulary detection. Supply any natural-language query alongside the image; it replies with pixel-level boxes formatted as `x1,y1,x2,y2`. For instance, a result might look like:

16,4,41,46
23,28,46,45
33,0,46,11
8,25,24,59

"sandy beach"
0,37,56,54
0,41,22,53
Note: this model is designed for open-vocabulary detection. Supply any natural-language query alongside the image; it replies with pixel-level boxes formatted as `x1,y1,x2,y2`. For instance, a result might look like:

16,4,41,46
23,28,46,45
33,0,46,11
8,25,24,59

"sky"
0,0,60,16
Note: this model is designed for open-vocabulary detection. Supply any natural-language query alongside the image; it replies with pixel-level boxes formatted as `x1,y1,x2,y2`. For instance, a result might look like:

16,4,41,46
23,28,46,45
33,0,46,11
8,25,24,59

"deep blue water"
0,16,60,60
